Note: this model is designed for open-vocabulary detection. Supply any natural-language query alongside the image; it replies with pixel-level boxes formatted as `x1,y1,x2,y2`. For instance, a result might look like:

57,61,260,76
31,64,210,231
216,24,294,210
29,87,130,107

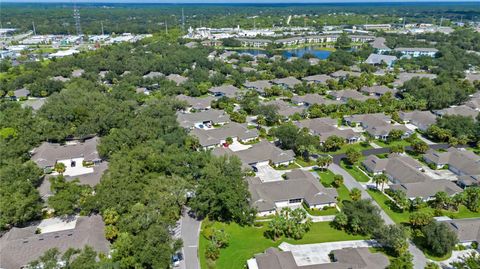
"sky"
3,0,480,3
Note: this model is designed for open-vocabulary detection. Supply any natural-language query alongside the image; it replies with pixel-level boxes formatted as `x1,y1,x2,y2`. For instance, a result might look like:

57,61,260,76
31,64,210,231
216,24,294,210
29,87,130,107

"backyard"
198,221,367,269
339,159,370,183
367,189,480,224
316,169,351,202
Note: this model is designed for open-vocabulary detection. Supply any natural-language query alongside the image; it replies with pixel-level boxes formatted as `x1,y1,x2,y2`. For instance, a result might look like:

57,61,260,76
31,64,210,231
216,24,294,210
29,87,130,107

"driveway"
255,164,284,182
438,250,478,268
229,140,252,152
178,208,201,269
278,240,379,266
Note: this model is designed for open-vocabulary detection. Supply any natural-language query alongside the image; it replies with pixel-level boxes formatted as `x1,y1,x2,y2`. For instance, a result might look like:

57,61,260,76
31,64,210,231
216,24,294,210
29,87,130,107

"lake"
234,46,332,59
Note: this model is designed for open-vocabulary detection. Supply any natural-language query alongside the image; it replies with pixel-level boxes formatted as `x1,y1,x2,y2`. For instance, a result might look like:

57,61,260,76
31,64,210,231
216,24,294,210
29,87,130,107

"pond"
234,46,332,59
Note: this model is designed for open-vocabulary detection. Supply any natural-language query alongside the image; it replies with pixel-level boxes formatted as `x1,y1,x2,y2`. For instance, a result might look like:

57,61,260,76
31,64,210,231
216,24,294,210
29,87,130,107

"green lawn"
324,142,372,155
316,169,351,202
340,160,370,183
199,221,367,269
274,162,300,170
303,203,338,216
367,189,480,224
295,157,316,167
374,139,411,148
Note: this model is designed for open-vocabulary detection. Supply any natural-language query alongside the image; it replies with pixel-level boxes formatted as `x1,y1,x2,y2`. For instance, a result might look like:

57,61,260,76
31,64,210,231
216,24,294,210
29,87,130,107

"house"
21,98,46,111
360,85,397,97
248,169,337,216
166,74,188,85
440,218,480,246
466,73,480,83
465,96,480,111
176,94,215,111
330,70,362,79
176,109,230,129
398,110,437,131
264,100,305,118
135,87,150,95
51,76,70,82
434,105,479,119
394,47,438,57
71,69,84,78
272,76,302,89
329,90,371,103
364,24,392,31
457,175,480,188
302,74,333,84
423,148,480,182
362,154,428,184
30,136,102,174
11,88,30,101
243,80,272,95
190,123,259,149
237,38,272,48
344,113,412,140
390,180,462,200
274,37,305,46
365,54,397,67
291,94,341,107
393,73,437,88
295,118,361,143
249,247,389,269
212,140,295,168
0,215,109,269
371,37,391,53
208,84,241,98
142,71,164,79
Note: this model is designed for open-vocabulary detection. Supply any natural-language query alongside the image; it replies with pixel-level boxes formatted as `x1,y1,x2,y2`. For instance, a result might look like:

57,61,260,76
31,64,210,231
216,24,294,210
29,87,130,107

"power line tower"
73,1,82,37
181,8,185,31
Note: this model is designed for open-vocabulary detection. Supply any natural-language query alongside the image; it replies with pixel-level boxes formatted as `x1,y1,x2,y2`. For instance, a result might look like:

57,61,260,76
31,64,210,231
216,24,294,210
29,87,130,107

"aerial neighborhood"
1,2,480,269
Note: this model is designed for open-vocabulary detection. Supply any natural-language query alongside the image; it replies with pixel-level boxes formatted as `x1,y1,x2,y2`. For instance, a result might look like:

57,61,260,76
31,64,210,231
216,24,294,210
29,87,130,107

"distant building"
365,54,397,67
394,47,438,58
208,84,241,98
236,38,272,48
177,109,230,129
363,24,392,31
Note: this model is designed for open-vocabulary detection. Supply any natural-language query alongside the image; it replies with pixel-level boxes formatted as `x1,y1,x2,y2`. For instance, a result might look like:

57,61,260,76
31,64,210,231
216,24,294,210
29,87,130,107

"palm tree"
373,174,389,192
54,162,66,175
350,188,362,201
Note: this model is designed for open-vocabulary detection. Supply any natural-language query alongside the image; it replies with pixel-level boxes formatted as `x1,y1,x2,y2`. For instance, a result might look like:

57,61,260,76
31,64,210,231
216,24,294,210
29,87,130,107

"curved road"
328,163,427,269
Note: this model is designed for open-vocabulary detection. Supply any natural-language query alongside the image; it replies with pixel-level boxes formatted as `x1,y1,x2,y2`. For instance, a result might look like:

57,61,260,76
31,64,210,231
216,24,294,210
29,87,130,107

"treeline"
2,2,480,34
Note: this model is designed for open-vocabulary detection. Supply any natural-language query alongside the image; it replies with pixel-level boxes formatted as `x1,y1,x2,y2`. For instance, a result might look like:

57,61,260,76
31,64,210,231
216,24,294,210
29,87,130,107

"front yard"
340,159,370,183
324,142,372,155
198,221,367,269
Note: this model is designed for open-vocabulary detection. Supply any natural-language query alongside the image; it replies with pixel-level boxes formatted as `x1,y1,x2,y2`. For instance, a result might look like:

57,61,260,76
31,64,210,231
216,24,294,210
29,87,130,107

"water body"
234,47,332,59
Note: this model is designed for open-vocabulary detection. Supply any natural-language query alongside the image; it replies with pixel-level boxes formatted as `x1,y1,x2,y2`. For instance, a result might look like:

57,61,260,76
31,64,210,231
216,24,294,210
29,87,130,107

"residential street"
328,163,427,269
179,208,201,269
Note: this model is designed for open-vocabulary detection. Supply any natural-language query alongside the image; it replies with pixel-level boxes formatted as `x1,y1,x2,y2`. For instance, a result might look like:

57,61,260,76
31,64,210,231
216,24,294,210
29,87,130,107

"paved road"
179,208,201,269
328,163,427,269
331,143,452,165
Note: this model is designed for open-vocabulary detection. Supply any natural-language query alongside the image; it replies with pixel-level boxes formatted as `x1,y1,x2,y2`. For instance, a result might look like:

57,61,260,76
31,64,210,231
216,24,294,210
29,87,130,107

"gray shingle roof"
365,54,397,65
0,215,109,269
302,74,332,84
390,180,462,199
176,95,215,110
264,100,305,117
13,88,30,98
363,154,429,184
176,110,230,129
253,247,389,269
329,90,371,102
291,94,341,106
360,85,396,96
212,140,295,166
272,77,302,89
30,137,101,168
166,74,188,85
208,84,241,98
191,123,258,147
398,110,437,131
244,80,273,93
434,105,479,119
424,147,480,176
295,118,360,142
443,218,480,243
248,169,337,212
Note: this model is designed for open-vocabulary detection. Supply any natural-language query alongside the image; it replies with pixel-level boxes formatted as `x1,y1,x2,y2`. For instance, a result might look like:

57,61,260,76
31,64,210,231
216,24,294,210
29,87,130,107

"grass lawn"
316,169,351,202
374,139,411,148
324,143,372,155
303,203,338,216
274,162,300,170
199,221,367,269
295,157,316,167
340,160,370,183
367,189,480,225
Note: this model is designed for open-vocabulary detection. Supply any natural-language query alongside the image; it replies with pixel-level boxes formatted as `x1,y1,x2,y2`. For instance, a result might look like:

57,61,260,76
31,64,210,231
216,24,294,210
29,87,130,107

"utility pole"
165,20,168,35
101,21,104,35
254,17,256,30
32,21,36,35
440,17,444,27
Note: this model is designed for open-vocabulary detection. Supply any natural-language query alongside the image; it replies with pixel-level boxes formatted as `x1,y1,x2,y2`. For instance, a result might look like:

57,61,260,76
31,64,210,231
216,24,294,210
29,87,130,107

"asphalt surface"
328,163,427,269
179,208,201,269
